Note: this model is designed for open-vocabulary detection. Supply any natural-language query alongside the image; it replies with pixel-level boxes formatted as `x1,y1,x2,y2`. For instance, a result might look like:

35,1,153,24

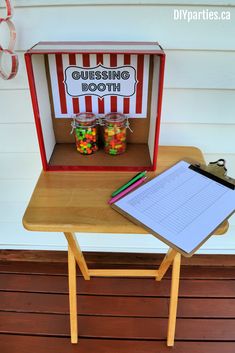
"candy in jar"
103,113,128,155
72,113,98,155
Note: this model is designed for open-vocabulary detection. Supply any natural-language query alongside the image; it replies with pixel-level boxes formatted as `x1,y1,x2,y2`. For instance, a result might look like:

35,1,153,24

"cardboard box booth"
25,42,165,171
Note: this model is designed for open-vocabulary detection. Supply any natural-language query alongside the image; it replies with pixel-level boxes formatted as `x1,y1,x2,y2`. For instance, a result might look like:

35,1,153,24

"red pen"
108,176,147,205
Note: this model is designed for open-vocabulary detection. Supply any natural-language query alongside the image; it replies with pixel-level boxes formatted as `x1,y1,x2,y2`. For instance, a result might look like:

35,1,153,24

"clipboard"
111,159,235,257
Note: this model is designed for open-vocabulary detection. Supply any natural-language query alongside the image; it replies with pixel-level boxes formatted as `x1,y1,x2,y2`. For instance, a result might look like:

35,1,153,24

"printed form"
114,161,235,255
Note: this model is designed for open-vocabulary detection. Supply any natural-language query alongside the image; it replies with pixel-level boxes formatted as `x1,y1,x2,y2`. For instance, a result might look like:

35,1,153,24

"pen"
129,170,146,181
108,176,147,205
111,170,147,197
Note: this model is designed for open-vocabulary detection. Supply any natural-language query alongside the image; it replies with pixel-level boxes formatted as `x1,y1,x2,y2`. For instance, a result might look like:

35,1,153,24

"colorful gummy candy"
73,113,98,155
103,113,127,155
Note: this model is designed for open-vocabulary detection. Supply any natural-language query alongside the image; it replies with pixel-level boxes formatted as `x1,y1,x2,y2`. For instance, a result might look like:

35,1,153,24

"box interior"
31,52,161,169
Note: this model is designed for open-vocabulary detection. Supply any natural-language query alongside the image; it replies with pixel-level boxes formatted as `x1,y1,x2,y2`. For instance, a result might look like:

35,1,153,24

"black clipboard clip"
189,159,235,190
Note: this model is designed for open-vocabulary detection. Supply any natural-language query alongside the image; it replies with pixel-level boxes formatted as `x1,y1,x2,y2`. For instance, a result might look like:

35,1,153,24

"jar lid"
104,113,126,123
75,113,96,123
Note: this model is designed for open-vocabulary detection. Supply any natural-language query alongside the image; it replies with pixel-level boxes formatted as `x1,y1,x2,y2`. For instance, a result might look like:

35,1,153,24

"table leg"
156,248,177,281
167,252,181,347
68,244,78,343
64,232,90,280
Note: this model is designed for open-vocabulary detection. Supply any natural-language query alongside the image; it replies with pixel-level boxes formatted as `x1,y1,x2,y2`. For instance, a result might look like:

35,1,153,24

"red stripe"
69,54,80,114
39,41,158,46
152,54,166,170
48,165,152,172
96,53,105,114
123,54,131,114
82,54,92,112
135,55,144,114
25,53,48,171
110,54,117,112
32,49,162,55
55,54,67,114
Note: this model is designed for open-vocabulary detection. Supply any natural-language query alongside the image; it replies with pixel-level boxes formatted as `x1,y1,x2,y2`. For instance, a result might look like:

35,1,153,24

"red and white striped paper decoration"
48,53,150,118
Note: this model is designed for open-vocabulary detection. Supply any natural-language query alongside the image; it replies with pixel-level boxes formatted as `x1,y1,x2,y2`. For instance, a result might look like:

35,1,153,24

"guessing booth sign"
48,54,150,118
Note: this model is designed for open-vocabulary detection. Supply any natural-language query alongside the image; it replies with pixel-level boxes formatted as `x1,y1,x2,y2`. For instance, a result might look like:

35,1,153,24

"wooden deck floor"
0,251,235,353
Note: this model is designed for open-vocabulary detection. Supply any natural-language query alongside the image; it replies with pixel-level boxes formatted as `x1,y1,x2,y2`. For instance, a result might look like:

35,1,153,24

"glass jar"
72,113,98,155
103,113,127,155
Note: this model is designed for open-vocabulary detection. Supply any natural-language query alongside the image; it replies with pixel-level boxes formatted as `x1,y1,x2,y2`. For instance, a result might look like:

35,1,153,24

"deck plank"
1,335,235,353
1,253,235,352
1,260,235,279
1,251,235,267
1,292,235,318
1,312,235,340
1,273,235,298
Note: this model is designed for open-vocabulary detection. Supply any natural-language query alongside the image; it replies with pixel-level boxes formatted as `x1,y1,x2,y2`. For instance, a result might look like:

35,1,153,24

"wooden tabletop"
23,146,228,235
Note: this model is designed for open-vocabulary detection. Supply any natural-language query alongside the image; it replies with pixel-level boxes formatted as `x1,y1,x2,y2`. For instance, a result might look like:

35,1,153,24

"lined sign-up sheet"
113,161,235,255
